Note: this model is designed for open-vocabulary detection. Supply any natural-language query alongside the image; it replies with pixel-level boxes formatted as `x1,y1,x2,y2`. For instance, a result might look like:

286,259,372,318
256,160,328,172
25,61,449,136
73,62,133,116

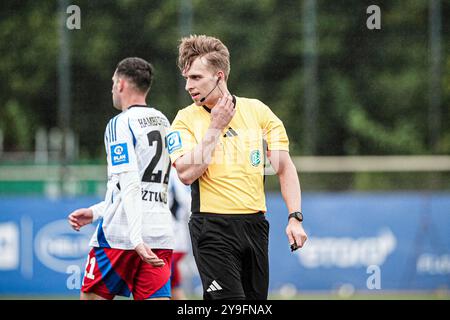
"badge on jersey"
111,143,129,166
167,131,182,154
250,150,261,167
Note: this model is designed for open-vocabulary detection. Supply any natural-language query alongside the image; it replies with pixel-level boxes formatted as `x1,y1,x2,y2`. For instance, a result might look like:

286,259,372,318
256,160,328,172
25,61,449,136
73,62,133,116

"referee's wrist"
288,211,303,223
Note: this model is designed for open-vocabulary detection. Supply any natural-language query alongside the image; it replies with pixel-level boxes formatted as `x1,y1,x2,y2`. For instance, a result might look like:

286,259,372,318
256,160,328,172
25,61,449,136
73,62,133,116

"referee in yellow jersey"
167,35,307,300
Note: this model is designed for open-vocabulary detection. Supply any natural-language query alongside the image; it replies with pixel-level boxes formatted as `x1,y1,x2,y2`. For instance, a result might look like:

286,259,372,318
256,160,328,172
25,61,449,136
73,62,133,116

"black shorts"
189,212,269,300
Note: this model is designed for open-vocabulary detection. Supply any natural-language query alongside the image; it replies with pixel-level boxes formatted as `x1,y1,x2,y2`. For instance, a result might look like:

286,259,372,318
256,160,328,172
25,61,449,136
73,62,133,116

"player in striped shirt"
68,57,174,300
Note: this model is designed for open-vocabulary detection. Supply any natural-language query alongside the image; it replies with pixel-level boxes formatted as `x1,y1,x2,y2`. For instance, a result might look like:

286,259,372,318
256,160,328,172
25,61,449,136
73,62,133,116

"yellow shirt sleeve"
167,110,197,163
259,101,289,151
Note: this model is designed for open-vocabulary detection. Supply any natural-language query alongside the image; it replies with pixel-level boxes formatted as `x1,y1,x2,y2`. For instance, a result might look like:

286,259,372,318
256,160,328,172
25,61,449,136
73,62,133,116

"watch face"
290,212,303,222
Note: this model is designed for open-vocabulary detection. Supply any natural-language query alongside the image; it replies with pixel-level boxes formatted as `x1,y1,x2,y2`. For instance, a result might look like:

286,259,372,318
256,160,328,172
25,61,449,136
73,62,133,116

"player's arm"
109,116,144,249
68,201,106,231
118,169,166,267
261,101,307,250
110,116,165,266
174,95,235,185
268,150,307,249
269,150,301,213
119,170,143,248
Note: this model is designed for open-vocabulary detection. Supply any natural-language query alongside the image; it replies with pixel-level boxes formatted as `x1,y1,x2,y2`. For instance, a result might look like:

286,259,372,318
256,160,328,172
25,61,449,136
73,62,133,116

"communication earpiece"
200,76,221,103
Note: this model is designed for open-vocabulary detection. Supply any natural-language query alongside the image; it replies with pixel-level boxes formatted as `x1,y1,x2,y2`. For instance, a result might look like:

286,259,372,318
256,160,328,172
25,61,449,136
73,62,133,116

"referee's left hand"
286,219,307,251
210,94,236,130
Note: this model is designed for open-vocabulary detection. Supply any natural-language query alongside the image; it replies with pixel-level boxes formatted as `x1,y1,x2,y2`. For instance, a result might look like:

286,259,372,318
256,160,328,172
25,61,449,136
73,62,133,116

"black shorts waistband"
191,212,265,219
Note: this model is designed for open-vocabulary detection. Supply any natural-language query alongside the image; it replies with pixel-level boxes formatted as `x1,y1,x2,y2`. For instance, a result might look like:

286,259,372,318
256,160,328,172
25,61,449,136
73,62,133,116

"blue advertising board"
0,197,97,295
0,193,449,295
266,192,450,293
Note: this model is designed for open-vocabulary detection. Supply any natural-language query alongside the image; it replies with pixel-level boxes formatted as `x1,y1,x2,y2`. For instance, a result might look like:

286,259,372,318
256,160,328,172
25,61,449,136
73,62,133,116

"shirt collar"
202,95,237,113
127,104,148,109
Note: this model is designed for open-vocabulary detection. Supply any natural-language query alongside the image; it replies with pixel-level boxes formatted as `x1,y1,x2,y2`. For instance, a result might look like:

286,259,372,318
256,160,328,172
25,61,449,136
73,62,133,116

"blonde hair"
178,35,230,80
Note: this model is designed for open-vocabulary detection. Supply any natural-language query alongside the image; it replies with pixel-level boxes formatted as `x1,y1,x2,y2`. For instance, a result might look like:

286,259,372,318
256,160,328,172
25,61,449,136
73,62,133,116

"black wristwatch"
288,211,303,222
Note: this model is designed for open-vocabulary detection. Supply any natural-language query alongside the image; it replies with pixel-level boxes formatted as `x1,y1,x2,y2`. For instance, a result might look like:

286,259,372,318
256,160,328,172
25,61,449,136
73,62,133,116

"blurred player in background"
168,35,307,300
168,169,192,300
68,57,173,300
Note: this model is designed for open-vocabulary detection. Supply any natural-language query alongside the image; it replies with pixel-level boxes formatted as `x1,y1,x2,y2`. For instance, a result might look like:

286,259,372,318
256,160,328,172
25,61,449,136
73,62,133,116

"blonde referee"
167,35,307,300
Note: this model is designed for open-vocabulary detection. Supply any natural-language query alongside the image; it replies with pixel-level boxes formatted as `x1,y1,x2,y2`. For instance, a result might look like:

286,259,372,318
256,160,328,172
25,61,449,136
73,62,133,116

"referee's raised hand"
210,94,236,130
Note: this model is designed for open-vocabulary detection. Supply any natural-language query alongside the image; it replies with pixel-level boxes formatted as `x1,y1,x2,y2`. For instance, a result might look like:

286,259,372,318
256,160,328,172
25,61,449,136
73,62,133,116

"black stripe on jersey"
108,121,112,142
113,116,117,141
108,114,120,142
113,115,119,142
110,118,114,142
191,179,200,213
